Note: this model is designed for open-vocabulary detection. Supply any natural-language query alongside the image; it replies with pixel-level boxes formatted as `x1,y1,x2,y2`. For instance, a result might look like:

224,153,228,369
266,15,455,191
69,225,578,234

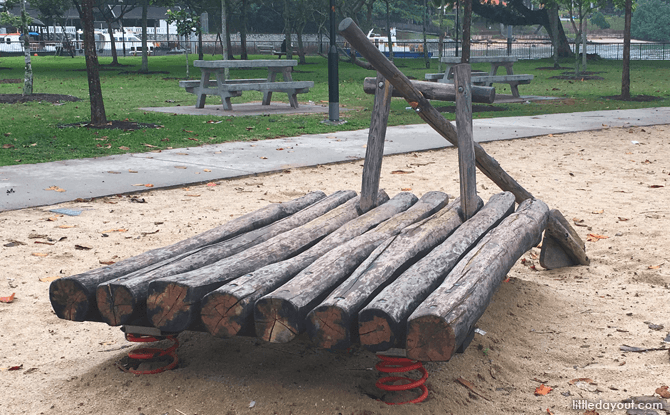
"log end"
254,297,300,343
358,310,396,352
338,18,355,33
146,282,193,332
49,278,90,321
307,305,350,350
96,284,134,326
200,291,245,338
406,315,455,362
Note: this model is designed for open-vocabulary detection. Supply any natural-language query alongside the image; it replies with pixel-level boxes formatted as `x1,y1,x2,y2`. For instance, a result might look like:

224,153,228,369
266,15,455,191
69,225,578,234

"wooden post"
454,64,477,221
49,191,327,322
362,77,495,104
360,72,394,213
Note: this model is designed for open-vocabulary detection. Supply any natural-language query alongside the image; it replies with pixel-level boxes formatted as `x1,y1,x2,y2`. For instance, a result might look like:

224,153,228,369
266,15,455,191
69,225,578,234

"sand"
1,124,669,415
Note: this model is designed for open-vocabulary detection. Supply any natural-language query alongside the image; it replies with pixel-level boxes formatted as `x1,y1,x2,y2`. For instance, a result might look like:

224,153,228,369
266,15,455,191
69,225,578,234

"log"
145,191,364,333
357,192,515,352
540,209,590,269
455,64,478,221
406,198,549,362
48,191,326,322
254,191,450,344
340,18,587,270
307,195,482,351
362,77,495,104
200,191,418,339
360,73,393,213
95,190,355,326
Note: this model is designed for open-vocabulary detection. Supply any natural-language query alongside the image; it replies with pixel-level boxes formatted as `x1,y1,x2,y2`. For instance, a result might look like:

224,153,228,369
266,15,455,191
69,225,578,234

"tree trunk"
284,0,292,60
438,2,444,72
78,0,107,126
107,20,119,65
550,4,559,69
296,24,306,64
582,19,587,70
140,0,148,73
386,0,393,61
622,0,632,99
21,0,32,95
198,31,203,60
240,0,248,59
423,0,430,68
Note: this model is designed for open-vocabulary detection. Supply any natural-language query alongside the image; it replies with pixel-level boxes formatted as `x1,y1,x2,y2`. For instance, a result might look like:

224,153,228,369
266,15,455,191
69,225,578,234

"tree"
631,0,670,41
1,0,34,95
621,0,632,98
559,0,604,74
30,0,72,40
94,0,138,65
471,0,572,57
166,7,201,78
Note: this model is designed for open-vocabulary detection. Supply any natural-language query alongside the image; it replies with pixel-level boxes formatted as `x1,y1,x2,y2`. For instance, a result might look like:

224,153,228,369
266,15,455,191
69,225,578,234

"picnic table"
425,56,533,98
179,60,313,111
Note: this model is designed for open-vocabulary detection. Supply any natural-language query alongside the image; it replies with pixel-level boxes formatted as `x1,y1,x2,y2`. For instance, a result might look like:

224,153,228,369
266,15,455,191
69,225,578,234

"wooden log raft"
540,209,589,269
338,18,588,266
363,77,496,104
254,192,451,344
144,192,367,333
306,196,482,351
94,190,356,326
406,198,549,362
357,191,515,352
199,191,419,339
48,191,326,322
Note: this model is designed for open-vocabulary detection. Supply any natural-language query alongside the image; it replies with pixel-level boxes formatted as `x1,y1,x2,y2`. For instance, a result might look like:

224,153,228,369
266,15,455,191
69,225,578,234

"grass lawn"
0,53,668,166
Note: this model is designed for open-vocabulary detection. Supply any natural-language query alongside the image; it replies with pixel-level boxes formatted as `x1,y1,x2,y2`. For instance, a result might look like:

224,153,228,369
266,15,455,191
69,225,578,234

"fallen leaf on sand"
0,293,16,303
57,225,75,229
656,386,670,398
75,245,92,250
31,252,48,257
592,209,604,214
534,384,552,396
4,240,26,247
391,170,414,174
99,260,115,265
206,182,216,187
401,188,412,191
8,365,22,370
185,194,200,197
203,169,211,172
39,275,61,283
648,265,662,269
455,377,491,401
618,217,629,221
101,229,127,233
587,233,609,242
649,185,664,188
260,156,268,160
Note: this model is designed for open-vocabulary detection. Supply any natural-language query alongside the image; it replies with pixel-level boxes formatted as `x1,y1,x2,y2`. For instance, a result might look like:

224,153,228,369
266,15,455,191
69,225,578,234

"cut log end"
146,282,191,331
307,306,350,350
200,292,245,338
406,315,455,362
49,279,89,321
96,284,134,326
254,297,300,343
358,311,395,352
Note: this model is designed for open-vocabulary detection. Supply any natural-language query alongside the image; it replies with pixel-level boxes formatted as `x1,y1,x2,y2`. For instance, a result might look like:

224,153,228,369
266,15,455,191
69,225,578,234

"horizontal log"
357,192,515,352
363,77,495,104
541,209,589,269
95,190,355,326
406,198,549,362
254,192,450,344
48,191,326,322
200,191,415,338
307,196,483,351
145,191,363,332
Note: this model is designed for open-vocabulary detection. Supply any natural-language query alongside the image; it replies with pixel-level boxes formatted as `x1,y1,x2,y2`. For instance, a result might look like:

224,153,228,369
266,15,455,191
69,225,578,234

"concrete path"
2,107,670,212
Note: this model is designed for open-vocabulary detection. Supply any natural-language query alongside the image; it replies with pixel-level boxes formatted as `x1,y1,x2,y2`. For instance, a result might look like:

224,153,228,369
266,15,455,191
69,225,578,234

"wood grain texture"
357,192,515,352
360,73,393,213
454,64,478,222
541,209,590,268
145,191,361,333
49,191,326,322
363,77,495,104
200,191,413,339
254,191,450,344
406,198,549,362
95,190,352,327
307,196,480,351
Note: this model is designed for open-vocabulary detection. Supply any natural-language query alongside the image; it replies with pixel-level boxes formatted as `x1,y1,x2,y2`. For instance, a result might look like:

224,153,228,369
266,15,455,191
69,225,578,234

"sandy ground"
1,124,669,415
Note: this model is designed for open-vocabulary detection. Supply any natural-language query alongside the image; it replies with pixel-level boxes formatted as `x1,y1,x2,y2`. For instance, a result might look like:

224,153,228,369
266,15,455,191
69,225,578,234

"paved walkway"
2,107,670,212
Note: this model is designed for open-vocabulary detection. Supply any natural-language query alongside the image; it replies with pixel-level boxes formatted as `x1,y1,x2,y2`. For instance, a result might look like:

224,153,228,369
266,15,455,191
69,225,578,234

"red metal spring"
375,355,429,405
124,333,179,375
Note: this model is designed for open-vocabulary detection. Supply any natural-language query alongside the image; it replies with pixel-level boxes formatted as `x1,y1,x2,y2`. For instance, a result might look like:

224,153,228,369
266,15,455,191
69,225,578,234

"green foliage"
0,11,22,27
631,0,670,41
590,11,611,28
165,8,201,36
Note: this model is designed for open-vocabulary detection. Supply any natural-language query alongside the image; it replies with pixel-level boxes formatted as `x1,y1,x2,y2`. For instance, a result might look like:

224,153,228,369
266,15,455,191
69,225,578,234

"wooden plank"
253,191,450,344
145,191,363,333
454,64,477,221
95,190,355,327
200,191,416,339
307,195,481,351
360,73,394,213
363,77,495,104
48,191,327,322
541,209,589,268
338,18,587,267
406,198,549,362
357,192,515,352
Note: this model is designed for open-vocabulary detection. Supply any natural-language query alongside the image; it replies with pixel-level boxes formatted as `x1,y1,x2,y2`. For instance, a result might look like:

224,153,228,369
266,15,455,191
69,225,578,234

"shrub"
590,11,611,29
631,0,670,41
